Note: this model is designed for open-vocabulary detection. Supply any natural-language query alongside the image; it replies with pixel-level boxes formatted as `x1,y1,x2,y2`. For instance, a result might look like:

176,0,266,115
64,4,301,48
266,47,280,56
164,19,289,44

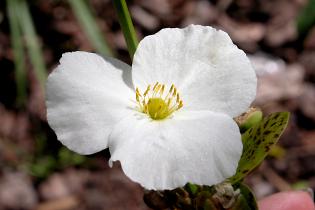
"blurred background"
0,0,315,209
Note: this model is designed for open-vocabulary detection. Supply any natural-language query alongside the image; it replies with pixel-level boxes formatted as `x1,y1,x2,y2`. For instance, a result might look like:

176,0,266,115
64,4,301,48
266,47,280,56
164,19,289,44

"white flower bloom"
46,25,257,190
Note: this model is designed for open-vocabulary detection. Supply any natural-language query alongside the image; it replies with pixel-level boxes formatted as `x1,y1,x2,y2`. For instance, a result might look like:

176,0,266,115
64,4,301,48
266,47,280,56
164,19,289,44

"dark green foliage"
297,0,315,36
28,147,88,178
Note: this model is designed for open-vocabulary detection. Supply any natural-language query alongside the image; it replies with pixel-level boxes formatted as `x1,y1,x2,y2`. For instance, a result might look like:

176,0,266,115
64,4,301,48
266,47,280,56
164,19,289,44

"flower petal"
132,25,256,117
109,110,242,190
46,51,134,154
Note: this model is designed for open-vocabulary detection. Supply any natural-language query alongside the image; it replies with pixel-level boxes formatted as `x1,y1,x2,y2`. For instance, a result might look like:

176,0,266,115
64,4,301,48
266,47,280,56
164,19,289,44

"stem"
112,0,138,59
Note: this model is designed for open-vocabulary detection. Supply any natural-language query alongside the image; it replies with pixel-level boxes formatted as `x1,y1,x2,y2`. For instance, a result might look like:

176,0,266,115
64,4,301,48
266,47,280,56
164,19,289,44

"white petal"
46,51,134,155
109,110,242,190
132,25,256,117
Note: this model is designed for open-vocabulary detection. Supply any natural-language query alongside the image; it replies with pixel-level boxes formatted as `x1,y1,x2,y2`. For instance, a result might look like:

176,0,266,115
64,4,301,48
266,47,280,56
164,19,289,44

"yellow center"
135,82,183,120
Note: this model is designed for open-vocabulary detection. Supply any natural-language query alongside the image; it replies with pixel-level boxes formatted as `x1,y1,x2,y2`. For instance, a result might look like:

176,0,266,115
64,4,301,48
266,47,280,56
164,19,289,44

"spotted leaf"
230,112,290,183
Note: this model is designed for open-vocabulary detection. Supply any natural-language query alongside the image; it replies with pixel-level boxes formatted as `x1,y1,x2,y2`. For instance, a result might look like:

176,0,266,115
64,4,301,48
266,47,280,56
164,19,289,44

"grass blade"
7,0,27,106
68,0,114,57
16,0,47,91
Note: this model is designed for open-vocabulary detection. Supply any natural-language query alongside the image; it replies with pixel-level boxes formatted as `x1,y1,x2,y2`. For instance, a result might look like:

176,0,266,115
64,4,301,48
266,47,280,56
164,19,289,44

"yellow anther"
160,85,165,94
157,84,162,92
135,82,183,120
178,101,183,109
153,82,159,90
144,85,151,96
167,98,171,106
172,88,177,97
170,84,174,91
176,94,180,103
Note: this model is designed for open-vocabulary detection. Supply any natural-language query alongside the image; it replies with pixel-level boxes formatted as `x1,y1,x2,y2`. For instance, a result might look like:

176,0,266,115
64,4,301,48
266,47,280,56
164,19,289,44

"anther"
160,85,165,94
153,82,159,91
172,88,177,97
144,85,151,96
135,82,183,120
178,101,183,109
170,84,174,92
167,98,171,106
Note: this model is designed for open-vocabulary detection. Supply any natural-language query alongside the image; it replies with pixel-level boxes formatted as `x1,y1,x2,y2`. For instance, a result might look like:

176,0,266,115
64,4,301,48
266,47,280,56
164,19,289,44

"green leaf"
58,147,87,168
230,112,290,183
7,0,27,107
185,183,200,196
28,156,56,178
232,183,258,210
16,0,47,91
297,0,315,36
69,0,114,57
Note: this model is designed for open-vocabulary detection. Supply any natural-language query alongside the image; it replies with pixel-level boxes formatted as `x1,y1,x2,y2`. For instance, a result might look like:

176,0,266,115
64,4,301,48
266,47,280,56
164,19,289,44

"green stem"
112,0,138,59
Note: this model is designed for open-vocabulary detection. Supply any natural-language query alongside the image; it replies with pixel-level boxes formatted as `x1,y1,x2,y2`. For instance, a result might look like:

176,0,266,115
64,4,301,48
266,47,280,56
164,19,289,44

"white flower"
46,25,257,190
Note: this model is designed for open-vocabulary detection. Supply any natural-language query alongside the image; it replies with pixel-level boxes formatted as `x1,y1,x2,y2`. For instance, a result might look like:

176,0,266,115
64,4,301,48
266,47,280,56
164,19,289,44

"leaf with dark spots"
229,112,290,183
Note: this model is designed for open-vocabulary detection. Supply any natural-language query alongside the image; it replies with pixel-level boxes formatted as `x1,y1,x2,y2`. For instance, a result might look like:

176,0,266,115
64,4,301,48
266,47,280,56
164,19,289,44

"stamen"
172,88,177,97
169,84,174,93
160,85,165,95
143,85,151,96
153,82,159,91
178,100,183,109
167,98,171,106
135,82,183,120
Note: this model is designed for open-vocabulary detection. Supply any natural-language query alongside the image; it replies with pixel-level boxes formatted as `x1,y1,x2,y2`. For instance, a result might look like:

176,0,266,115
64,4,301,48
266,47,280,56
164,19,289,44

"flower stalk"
112,0,138,59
